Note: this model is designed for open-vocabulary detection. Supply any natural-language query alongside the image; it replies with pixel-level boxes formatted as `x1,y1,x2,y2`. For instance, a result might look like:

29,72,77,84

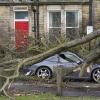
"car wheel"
91,68,100,83
36,66,52,79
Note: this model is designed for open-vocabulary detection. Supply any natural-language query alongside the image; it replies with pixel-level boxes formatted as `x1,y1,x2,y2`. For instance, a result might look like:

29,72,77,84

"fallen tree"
1,29,100,67
0,29,100,99
79,44,100,77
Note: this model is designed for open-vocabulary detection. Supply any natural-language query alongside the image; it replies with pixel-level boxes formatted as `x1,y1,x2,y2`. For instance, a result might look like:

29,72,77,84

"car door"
58,54,81,77
58,54,77,67
59,57,77,68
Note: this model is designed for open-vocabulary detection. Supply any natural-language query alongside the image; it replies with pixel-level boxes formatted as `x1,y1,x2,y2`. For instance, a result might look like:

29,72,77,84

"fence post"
56,65,63,96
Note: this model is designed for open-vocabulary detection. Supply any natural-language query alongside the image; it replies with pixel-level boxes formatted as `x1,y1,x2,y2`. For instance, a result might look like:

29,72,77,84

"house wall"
82,5,89,35
82,0,100,35
0,1,100,48
0,6,13,47
0,6,11,31
94,0,100,30
38,2,100,40
0,5,34,48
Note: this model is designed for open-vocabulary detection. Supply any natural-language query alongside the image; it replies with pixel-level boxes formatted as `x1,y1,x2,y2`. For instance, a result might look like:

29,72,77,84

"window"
48,10,79,40
63,53,83,64
49,12,61,27
66,11,79,39
48,12,61,40
66,11,79,28
15,11,28,20
59,54,75,62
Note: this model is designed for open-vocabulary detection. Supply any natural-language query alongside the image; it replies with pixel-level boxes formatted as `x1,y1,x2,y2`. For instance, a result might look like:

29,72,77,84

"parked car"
20,51,100,83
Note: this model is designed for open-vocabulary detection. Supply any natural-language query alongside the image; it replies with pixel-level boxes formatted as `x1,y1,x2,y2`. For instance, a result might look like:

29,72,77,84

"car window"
59,54,75,62
64,53,82,63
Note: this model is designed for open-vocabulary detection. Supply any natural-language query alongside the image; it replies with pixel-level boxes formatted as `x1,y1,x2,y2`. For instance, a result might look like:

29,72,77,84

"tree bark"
79,46,100,77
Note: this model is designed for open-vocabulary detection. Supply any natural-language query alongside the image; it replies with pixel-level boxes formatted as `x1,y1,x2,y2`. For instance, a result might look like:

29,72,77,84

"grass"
0,94,99,100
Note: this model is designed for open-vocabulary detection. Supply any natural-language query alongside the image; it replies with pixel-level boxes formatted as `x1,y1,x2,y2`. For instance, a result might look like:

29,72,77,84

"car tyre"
36,66,52,79
91,68,100,83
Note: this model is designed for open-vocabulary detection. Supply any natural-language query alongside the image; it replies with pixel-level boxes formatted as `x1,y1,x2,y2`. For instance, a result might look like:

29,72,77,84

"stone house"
0,0,99,48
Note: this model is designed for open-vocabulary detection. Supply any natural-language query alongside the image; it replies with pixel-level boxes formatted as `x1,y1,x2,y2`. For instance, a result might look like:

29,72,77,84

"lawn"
0,94,99,100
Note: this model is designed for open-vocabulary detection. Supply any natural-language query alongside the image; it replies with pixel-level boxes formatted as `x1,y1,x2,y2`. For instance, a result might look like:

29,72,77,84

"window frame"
47,9,80,34
65,10,79,29
14,9,30,32
47,10,61,32
14,11,29,22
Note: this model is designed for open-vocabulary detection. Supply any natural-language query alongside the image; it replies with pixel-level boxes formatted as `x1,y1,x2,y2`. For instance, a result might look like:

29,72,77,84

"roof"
41,0,89,2
40,0,89,5
0,0,89,5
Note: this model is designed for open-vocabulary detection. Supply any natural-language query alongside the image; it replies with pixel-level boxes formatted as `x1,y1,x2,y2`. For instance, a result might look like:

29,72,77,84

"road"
8,79,100,97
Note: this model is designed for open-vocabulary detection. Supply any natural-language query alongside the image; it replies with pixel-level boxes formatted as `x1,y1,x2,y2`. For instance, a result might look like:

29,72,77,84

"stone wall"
82,5,89,34
82,0,100,34
0,6,13,47
0,6,10,31
94,0,100,30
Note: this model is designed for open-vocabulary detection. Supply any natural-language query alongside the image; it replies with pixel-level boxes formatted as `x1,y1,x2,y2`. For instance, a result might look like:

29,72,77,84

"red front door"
15,11,29,49
15,21,29,49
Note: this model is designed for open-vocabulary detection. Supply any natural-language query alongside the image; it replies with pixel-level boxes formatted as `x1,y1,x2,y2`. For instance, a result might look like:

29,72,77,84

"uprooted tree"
0,29,100,99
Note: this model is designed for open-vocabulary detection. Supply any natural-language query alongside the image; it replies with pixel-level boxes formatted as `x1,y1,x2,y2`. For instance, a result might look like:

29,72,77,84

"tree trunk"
79,46,100,77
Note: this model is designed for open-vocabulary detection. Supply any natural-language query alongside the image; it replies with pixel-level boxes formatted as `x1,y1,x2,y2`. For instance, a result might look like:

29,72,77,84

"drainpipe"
87,0,93,34
32,6,37,43
87,0,93,50
35,0,40,45
32,0,40,45
89,0,93,26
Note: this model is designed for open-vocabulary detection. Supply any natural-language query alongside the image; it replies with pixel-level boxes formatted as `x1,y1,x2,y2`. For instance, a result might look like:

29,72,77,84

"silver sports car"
21,51,100,83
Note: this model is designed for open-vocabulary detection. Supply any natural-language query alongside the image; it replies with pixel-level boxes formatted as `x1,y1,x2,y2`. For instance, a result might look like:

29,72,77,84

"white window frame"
46,6,81,34
14,6,29,22
14,10,29,32
14,11,29,22
47,10,61,33
13,6,28,11
65,10,79,29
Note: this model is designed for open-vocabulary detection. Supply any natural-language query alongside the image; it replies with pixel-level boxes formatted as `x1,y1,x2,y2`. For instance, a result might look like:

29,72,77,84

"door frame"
13,6,30,49
13,6,29,31
14,11,29,31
